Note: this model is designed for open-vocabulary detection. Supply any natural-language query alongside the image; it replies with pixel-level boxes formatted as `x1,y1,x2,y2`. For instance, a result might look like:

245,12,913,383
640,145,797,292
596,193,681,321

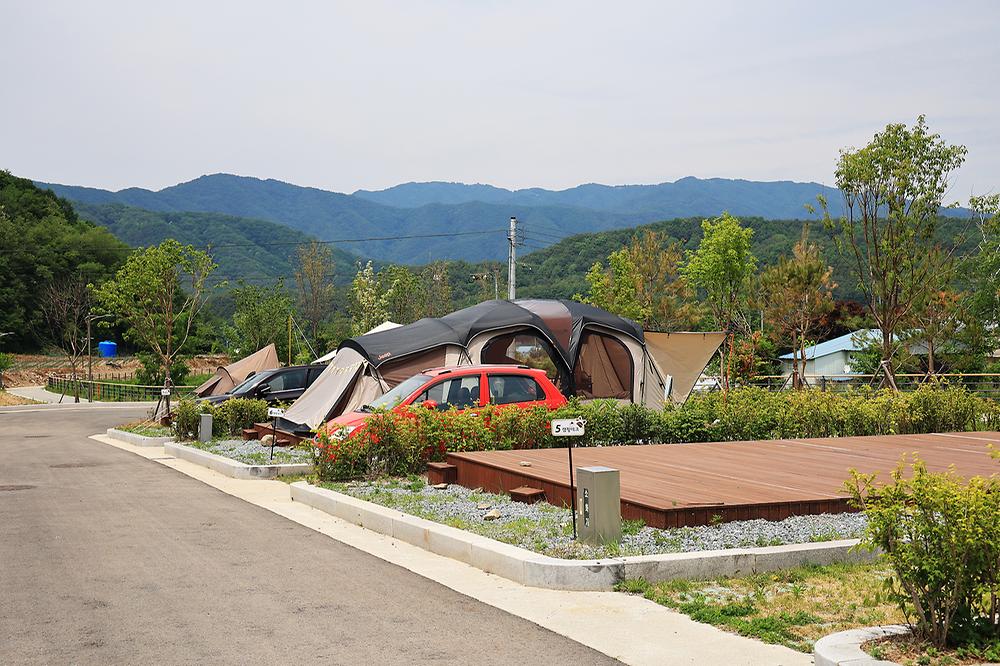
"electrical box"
199,413,213,443
576,466,622,546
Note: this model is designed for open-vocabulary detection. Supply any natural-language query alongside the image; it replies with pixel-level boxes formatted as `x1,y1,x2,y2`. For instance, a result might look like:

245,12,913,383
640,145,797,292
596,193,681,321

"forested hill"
73,203,361,288
0,171,127,350
35,173,903,264
353,177,842,217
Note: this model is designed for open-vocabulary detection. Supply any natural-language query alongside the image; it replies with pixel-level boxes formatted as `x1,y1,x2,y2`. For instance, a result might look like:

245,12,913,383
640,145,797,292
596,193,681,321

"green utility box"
576,466,622,545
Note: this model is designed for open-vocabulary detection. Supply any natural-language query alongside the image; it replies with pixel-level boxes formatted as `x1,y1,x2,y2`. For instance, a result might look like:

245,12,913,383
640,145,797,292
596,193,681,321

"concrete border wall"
290,482,874,591
106,428,174,447
813,625,909,666
165,442,312,480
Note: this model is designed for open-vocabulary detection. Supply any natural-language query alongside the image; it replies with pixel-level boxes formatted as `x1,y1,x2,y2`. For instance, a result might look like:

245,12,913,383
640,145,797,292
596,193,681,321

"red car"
328,365,567,437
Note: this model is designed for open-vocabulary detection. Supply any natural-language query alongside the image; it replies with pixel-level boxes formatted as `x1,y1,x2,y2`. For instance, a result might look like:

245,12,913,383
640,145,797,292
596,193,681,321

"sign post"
267,407,285,461
550,418,586,539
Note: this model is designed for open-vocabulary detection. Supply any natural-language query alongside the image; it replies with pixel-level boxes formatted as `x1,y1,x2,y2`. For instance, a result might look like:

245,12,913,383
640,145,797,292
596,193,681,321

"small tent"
194,344,281,397
278,300,723,433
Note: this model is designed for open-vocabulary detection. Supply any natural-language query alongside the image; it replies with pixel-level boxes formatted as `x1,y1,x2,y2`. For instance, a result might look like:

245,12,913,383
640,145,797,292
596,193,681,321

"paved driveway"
0,405,619,665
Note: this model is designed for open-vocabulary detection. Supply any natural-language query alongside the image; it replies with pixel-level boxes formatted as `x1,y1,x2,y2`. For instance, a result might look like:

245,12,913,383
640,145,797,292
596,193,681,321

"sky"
2,0,998,199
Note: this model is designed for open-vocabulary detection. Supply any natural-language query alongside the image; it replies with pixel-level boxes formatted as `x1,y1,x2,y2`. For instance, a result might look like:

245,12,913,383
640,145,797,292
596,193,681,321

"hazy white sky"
2,1,997,198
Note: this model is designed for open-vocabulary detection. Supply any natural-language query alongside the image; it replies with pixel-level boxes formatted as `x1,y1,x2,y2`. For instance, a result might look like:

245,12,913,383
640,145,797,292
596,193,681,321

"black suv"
198,365,323,406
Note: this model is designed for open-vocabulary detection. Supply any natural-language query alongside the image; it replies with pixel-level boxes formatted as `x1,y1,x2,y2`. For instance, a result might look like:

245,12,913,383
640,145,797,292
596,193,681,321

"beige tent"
644,332,726,403
194,344,281,397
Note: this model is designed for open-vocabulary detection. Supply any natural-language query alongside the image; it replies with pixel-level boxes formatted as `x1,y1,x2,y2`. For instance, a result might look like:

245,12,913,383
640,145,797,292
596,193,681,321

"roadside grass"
617,562,903,653
116,421,172,437
0,390,40,406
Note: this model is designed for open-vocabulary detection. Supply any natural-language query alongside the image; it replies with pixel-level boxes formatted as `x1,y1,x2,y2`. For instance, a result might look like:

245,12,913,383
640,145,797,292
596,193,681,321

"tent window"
482,333,561,383
574,331,633,400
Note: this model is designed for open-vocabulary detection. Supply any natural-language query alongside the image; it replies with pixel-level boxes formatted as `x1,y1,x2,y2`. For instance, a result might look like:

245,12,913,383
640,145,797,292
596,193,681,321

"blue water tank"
97,340,118,358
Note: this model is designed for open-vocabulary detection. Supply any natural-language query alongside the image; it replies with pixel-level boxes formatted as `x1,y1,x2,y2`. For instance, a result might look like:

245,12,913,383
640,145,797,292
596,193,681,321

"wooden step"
427,462,457,485
509,486,545,504
242,428,260,440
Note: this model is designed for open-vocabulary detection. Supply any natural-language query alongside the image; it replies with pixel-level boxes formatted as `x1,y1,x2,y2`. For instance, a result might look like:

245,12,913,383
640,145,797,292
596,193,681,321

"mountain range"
37,174,851,263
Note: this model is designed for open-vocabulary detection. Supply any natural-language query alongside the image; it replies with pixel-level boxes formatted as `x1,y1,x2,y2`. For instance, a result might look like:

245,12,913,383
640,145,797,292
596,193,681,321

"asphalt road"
0,404,619,665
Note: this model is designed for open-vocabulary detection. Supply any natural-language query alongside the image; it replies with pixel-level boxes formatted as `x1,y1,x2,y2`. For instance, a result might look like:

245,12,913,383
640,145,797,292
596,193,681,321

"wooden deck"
446,432,1000,528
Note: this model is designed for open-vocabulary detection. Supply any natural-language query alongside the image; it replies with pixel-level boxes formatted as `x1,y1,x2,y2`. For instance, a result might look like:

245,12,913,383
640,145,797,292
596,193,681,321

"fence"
47,375,198,402
697,373,1000,399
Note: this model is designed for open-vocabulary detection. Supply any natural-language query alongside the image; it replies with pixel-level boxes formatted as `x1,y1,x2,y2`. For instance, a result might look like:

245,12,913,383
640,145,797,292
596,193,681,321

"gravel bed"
332,480,867,560
190,438,313,465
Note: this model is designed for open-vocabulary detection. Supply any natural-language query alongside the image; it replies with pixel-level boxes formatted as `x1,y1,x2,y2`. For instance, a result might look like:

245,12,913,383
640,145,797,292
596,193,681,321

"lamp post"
85,314,113,403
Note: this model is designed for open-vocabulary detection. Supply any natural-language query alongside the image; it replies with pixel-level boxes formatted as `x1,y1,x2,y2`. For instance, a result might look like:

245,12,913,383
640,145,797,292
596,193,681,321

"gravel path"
194,438,313,465
335,480,867,560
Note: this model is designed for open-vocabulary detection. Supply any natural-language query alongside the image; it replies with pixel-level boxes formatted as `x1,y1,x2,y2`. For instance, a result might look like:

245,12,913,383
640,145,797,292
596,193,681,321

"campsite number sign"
267,407,285,419
551,418,585,437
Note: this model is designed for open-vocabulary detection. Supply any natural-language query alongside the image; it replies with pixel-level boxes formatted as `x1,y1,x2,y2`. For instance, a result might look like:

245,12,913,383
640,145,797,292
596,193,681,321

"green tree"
294,241,335,345
379,265,424,324
821,116,967,388
95,239,216,397
759,225,836,388
965,194,1000,358
681,213,757,390
348,261,389,336
576,248,651,323
224,280,294,361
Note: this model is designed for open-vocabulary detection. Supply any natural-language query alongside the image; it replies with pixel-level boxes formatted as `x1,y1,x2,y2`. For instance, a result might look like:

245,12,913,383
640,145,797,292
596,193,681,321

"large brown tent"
194,344,281,397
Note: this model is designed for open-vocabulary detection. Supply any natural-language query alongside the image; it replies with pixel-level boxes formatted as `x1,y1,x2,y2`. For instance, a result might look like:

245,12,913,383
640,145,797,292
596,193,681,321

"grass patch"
116,421,172,437
618,561,903,653
0,390,40,406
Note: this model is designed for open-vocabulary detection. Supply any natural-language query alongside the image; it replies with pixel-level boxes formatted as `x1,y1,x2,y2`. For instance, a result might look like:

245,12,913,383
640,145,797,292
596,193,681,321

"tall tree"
681,213,757,390
965,194,1000,358
95,239,216,398
225,280,294,361
348,261,389,336
821,116,967,388
379,265,423,324
294,241,335,344
759,225,836,388
421,261,453,318
577,248,651,324
39,276,92,400
578,230,698,329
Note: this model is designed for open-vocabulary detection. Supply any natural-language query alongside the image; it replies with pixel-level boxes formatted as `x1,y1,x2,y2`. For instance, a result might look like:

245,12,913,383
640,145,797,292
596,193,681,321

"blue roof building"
778,329,883,376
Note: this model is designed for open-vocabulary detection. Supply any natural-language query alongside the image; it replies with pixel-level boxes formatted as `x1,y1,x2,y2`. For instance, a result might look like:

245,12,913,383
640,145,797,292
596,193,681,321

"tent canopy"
312,321,401,364
340,299,643,373
194,344,280,397
644,332,726,403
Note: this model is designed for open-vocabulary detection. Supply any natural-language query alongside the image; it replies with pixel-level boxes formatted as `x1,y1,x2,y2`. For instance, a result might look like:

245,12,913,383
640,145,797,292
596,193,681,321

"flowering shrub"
847,457,1000,647
310,385,997,481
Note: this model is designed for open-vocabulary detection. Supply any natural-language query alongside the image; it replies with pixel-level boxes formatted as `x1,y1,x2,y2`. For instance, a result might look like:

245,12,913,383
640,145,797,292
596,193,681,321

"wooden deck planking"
446,432,1000,527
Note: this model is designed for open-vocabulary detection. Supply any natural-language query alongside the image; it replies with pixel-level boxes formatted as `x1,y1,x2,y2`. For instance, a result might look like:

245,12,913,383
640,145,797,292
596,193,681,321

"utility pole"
287,313,293,365
507,216,517,300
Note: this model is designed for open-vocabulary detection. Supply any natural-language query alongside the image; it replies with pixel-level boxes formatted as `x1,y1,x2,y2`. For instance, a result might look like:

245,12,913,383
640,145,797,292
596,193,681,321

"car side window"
415,376,480,410
265,368,308,392
487,374,543,405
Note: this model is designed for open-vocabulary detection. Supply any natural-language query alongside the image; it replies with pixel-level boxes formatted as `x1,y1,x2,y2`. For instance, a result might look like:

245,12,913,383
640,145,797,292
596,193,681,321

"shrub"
172,398,202,440
212,398,269,437
846,457,1000,647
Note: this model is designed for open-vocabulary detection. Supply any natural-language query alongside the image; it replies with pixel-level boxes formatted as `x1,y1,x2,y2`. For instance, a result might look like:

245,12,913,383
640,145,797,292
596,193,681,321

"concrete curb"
106,428,175,447
290,482,874,591
814,624,909,665
164,442,313,480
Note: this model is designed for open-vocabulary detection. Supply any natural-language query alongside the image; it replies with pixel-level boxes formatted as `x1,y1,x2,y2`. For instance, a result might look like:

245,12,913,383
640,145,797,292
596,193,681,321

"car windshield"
229,371,270,395
362,374,432,411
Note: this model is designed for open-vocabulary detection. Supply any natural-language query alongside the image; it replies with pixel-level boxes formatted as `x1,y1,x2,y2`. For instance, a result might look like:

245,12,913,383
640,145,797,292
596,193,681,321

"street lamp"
85,314,113,403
